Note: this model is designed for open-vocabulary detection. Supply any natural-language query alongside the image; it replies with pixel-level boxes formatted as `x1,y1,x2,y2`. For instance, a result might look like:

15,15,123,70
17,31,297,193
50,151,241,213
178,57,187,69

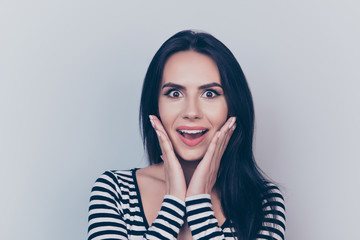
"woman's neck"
177,157,201,187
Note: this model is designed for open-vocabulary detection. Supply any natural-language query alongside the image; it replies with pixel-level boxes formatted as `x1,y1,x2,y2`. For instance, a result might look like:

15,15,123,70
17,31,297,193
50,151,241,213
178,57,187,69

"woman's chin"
176,152,205,163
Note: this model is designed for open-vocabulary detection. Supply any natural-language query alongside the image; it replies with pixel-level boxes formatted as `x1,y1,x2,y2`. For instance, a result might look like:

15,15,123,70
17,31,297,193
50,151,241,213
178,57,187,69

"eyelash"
202,89,220,98
163,89,221,98
164,88,182,98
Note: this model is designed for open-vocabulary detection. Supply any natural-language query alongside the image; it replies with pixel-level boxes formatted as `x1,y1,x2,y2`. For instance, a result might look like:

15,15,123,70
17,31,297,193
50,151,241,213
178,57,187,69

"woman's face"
158,51,228,161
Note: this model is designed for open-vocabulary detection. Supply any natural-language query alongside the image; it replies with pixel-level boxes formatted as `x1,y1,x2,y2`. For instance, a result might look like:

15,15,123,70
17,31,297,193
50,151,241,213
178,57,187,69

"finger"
201,117,234,165
201,130,221,164
224,123,236,148
149,115,168,157
149,115,174,150
216,123,236,161
149,115,167,136
218,117,236,150
158,131,177,160
156,130,178,165
215,117,235,147
154,130,167,158
212,117,236,165
149,115,166,136
215,117,235,150
220,116,236,134
149,115,177,161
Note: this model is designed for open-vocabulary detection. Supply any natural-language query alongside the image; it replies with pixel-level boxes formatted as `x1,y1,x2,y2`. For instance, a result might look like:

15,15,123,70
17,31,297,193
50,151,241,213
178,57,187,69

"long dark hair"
139,30,269,239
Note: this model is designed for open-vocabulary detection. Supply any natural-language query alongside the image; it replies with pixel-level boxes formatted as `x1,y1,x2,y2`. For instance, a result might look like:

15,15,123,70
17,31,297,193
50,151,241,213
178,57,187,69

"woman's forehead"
162,51,221,86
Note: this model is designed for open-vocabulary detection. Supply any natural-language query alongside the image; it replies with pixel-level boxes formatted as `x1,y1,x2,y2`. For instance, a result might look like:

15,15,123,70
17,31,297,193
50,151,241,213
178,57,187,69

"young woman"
88,30,286,240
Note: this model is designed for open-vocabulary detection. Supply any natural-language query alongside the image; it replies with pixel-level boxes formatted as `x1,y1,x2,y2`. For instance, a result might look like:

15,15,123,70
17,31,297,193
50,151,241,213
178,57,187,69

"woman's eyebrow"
198,83,223,90
161,82,185,90
162,82,223,90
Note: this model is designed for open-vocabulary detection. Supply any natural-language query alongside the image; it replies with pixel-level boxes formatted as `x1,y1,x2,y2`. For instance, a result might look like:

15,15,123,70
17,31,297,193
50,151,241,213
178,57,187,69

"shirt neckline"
131,168,230,230
132,168,150,229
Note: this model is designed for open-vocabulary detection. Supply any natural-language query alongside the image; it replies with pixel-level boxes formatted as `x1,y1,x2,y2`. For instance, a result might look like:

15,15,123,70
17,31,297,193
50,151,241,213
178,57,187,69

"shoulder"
258,182,286,240
93,169,134,185
261,182,285,211
90,170,136,198
89,169,138,215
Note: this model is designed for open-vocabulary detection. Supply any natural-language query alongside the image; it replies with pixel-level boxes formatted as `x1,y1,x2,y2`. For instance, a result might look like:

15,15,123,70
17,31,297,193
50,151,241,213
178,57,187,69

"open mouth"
177,129,208,139
176,128,209,147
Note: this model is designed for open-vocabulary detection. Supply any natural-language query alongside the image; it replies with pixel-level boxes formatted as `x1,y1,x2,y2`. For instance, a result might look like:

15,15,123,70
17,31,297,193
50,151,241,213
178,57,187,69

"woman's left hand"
186,117,236,196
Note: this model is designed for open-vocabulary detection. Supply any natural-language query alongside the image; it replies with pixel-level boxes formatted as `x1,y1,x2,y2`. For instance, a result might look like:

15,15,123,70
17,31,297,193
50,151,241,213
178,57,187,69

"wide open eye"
202,89,220,98
164,89,183,98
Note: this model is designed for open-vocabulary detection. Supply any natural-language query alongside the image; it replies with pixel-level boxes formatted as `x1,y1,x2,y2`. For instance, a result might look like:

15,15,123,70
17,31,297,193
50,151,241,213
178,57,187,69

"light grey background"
1,1,359,239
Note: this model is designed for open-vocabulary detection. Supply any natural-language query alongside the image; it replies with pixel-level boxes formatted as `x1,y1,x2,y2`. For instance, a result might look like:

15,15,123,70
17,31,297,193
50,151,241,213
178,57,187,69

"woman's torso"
136,164,227,240
88,169,285,240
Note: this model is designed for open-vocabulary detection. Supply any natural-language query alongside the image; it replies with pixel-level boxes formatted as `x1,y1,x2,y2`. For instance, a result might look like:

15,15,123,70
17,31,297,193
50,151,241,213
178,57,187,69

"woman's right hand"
149,115,187,201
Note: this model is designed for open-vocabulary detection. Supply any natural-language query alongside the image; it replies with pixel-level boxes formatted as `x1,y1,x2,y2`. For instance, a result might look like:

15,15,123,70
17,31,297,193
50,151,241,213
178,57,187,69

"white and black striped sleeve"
88,171,128,240
185,194,226,240
256,184,286,240
145,195,186,239
185,190,286,240
87,171,186,240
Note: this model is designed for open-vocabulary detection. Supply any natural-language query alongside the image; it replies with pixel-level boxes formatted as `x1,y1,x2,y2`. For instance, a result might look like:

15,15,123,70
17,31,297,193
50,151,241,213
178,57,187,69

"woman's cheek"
203,102,228,128
159,102,179,133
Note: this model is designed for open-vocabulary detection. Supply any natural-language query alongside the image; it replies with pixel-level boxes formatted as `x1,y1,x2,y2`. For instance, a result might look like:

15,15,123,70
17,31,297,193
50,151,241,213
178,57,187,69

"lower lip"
177,131,208,147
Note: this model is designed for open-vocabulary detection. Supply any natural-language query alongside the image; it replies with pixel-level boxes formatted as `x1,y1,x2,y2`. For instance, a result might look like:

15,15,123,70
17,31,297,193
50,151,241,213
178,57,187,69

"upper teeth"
179,129,206,134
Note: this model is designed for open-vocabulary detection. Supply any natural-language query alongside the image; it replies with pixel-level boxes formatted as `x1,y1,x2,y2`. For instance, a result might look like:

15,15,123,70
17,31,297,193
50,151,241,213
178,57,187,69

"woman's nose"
182,98,203,120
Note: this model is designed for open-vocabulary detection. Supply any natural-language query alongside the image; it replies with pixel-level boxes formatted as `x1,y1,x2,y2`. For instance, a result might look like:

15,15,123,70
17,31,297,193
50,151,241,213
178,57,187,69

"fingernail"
217,131,222,138
232,123,237,131
229,117,236,129
156,130,160,137
150,119,155,128
149,115,153,120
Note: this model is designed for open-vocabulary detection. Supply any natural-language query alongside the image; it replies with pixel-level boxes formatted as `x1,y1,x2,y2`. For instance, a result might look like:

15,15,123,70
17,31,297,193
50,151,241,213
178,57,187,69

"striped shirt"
88,169,286,240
